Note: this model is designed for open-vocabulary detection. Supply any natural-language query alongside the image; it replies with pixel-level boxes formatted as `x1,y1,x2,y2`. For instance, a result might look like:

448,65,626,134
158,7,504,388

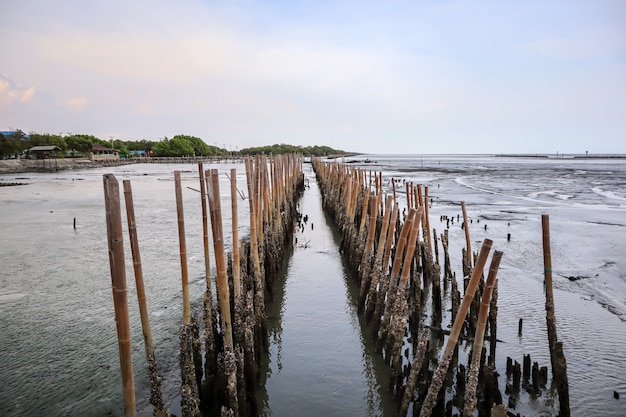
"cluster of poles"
311,158,570,417
103,154,304,417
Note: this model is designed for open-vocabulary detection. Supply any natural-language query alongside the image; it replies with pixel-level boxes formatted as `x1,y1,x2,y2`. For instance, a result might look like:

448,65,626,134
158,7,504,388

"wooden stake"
463,250,503,417
206,169,234,350
231,169,242,299
419,239,493,417
462,202,472,270
174,171,192,325
122,180,165,416
103,174,136,417
542,214,570,417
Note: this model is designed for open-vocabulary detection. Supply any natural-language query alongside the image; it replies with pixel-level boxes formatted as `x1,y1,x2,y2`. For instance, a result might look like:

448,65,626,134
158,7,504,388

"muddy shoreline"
0,158,136,174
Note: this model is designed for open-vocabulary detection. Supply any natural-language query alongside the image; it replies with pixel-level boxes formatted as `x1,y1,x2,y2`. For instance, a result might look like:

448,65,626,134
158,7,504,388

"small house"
91,144,119,161
27,145,61,159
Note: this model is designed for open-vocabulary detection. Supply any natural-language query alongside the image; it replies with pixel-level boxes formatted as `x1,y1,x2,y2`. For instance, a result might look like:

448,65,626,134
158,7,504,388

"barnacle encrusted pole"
198,164,218,404
174,171,201,417
542,214,570,417
122,180,166,417
463,250,503,417
388,207,423,393
103,174,137,417
206,168,239,415
418,239,493,417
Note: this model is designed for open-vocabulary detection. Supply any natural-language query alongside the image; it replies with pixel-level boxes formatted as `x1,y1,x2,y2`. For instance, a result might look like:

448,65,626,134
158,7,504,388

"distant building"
0,131,30,140
27,145,61,159
91,144,119,160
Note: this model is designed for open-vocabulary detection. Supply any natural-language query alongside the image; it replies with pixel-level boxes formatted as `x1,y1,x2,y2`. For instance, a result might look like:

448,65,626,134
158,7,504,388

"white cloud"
59,97,88,111
0,74,36,104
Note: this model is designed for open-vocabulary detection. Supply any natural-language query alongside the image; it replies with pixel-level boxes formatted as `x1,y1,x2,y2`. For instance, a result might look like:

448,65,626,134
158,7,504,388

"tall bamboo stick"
206,169,234,350
462,201,472,270
103,174,136,417
174,171,191,325
231,169,242,299
122,180,165,416
198,164,214,303
463,250,503,417
542,214,570,417
541,214,558,366
419,239,493,417
364,195,394,319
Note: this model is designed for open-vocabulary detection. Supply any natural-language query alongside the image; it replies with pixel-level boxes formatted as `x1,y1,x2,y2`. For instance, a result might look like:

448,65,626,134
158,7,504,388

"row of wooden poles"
311,157,569,417
104,154,305,417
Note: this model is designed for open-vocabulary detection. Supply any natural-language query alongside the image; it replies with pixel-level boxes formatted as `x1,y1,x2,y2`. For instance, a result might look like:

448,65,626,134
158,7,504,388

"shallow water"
1,155,625,416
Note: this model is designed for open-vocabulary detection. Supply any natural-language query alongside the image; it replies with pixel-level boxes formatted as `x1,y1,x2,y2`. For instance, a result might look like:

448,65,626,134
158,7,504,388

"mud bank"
0,158,135,174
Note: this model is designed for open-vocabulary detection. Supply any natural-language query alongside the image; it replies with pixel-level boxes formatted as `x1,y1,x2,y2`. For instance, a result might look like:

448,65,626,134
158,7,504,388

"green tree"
29,133,67,150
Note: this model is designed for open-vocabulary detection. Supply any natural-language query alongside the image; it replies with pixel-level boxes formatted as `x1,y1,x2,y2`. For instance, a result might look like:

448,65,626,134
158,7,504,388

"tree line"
0,131,347,159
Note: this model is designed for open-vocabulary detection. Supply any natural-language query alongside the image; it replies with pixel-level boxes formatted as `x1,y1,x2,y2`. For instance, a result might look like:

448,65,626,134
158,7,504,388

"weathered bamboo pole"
418,239,493,417
364,195,394,320
399,329,431,417
231,169,242,299
245,158,266,355
382,204,399,274
377,210,415,346
542,214,570,417
174,171,202,417
122,180,165,416
103,174,137,417
206,169,234,350
358,188,371,237
541,214,558,367
463,250,503,417
206,169,239,415
389,207,423,387
198,165,218,407
174,171,191,325
423,186,432,250
461,201,472,270
198,164,213,296
358,193,381,310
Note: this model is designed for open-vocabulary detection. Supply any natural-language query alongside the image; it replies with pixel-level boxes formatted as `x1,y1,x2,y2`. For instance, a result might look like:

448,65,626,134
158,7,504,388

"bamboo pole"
198,164,214,302
358,188,371,237
198,165,218,394
541,214,558,366
382,204,399,273
364,195,394,319
174,171,191,325
206,169,234,351
463,250,503,417
461,201,472,270
103,174,136,417
377,210,416,345
122,180,165,416
399,329,431,417
231,169,242,299
388,208,423,384
542,214,570,417
419,239,493,417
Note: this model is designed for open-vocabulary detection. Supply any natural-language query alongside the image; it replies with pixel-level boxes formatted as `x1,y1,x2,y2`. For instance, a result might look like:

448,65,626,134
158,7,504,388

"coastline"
0,158,135,175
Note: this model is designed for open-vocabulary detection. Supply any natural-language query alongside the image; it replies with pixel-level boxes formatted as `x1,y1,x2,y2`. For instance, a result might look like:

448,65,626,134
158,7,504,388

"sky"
1,0,625,154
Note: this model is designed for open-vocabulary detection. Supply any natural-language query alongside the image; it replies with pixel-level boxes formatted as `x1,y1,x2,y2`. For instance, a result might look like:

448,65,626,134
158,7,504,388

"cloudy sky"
1,0,625,154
